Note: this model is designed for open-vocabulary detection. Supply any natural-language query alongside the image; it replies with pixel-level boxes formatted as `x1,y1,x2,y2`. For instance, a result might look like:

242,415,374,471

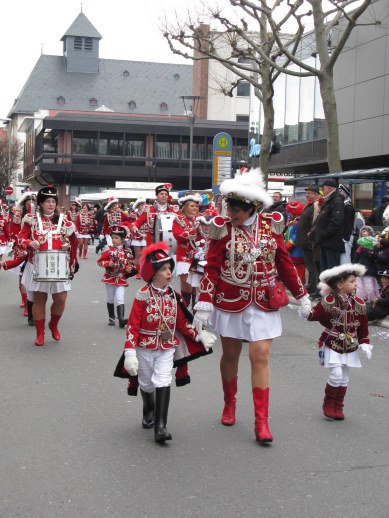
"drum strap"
37,213,64,250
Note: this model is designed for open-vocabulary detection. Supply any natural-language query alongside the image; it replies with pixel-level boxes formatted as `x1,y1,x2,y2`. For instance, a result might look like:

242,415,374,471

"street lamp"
180,96,204,192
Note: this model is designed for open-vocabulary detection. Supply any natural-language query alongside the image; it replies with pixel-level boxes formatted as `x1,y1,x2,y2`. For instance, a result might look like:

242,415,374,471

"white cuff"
193,301,214,312
124,348,137,357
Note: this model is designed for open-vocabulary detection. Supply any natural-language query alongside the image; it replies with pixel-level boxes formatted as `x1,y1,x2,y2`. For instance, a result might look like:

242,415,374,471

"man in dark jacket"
265,191,287,219
367,195,389,226
314,179,345,272
295,185,320,295
338,184,356,264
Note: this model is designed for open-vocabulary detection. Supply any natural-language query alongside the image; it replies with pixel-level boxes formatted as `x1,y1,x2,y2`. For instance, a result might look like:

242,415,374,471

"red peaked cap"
140,241,175,283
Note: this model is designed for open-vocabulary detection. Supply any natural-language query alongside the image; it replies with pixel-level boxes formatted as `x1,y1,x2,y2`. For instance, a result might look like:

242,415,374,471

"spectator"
367,270,389,322
313,179,345,272
354,226,380,302
295,185,321,295
367,195,389,226
265,191,287,219
285,201,306,284
338,184,356,264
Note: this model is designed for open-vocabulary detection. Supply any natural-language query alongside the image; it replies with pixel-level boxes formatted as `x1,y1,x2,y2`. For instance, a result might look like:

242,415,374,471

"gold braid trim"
321,296,335,313
271,218,285,235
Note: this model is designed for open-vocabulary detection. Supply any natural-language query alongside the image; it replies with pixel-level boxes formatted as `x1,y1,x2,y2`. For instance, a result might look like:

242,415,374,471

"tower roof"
61,12,102,41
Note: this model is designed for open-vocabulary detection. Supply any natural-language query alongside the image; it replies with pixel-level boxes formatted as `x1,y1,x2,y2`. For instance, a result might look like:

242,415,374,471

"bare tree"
0,134,23,191
164,0,377,174
163,2,307,178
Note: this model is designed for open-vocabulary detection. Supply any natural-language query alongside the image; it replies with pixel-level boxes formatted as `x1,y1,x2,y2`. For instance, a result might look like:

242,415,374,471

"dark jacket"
265,200,287,219
367,284,389,319
295,201,316,248
367,204,388,226
314,190,345,252
343,201,356,241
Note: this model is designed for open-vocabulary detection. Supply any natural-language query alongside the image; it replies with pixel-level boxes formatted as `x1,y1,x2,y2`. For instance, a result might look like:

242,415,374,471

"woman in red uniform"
18,185,78,346
193,169,311,443
75,203,94,259
172,193,202,308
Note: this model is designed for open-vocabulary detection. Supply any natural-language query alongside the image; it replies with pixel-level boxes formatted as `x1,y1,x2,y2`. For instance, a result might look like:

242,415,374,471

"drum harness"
36,213,65,250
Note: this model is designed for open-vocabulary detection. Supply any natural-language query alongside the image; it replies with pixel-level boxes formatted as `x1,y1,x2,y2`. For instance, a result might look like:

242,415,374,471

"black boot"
154,386,172,443
27,300,35,326
140,389,155,429
117,304,127,328
181,291,192,309
107,303,115,325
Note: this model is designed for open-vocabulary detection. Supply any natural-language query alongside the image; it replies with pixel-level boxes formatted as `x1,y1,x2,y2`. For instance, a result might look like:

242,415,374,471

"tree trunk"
318,70,342,173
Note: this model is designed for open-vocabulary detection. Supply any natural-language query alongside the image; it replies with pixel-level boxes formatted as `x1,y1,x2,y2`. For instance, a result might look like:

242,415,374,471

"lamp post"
180,96,203,192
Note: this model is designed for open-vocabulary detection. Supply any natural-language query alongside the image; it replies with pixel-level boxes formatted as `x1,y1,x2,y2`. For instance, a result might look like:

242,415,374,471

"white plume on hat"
178,193,203,206
16,191,37,210
318,263,366,297
133,198,146,210
104,196,119,211
219,168,272,208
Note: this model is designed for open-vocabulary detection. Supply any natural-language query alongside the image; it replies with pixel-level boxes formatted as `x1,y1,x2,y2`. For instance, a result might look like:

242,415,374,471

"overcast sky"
0,0,211,120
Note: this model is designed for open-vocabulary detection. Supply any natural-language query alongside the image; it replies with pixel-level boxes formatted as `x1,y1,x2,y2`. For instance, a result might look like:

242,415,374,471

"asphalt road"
1,249,389,518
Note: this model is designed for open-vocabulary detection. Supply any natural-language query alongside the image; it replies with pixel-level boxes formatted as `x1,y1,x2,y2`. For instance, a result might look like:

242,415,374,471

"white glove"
359,343,373,360
298,294,312,319
99,234,104,240
193,310,212,332
124,350,139,376
197,329,217,351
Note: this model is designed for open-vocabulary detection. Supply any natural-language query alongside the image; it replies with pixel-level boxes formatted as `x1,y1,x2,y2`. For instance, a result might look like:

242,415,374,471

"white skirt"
210,303,282,342
131,239,146,247
76,233,91,239
187,271,202,288
175,261,191,276
323,345,361,368
22,261,71,294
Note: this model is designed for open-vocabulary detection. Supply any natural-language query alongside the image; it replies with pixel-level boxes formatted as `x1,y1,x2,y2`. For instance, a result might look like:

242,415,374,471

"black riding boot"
154,386,172,443
117,304,126,328
140,389,155,429
27,300,35,326
107,303,115,325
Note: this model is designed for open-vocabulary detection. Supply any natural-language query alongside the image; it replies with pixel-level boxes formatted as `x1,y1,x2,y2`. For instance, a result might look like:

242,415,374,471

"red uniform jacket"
0,216,10,245
124,284,198,351
18,213,78,270
308,294,370,353
75,212,95,235
97,245,136,286
102,211,128,236
197,213,306,312
172,213,199,263
132,203,178,246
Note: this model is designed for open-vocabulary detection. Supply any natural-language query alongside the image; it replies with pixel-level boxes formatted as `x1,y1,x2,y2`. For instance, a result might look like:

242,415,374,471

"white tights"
328,365,350,387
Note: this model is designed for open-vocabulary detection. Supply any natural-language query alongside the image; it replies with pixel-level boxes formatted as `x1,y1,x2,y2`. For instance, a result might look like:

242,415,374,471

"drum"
153,214,177,256
33,250,70,282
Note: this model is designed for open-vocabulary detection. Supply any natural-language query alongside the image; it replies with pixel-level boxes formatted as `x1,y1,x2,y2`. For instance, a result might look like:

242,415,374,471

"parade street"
1,253,389,518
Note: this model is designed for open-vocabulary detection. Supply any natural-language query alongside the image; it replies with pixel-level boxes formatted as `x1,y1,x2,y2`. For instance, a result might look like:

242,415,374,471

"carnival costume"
18,186,78,346
194,168,310,443
97,226,137,327
304,263,372,420
114,242,215,443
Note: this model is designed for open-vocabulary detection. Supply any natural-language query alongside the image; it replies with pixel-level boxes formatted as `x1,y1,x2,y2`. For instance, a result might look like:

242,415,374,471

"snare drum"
33,250,70,282
153,214,177,256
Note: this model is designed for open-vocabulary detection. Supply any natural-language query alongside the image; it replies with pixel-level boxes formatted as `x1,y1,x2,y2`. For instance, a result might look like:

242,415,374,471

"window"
236,82,250,97
125,136,145,157
74,37,82,50
160,102,168,111
73,132,98,154
123,70,130,77
128,100,137,109
155,139,181,159
89,98,98,106
57,96,65,105
238,56,251,64
84,38,93,51
98,133,124,156
236,115,249,122
174,73,180,80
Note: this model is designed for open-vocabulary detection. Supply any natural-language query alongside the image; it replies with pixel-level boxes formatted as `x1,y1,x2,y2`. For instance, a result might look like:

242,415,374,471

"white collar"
151,283,169,294
243,213,257,226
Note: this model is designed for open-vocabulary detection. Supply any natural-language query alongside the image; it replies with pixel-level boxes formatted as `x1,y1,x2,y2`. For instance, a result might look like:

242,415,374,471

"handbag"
261,260,289,309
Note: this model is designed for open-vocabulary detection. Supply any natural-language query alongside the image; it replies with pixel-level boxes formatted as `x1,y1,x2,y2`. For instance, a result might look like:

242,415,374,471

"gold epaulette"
321,294,336,313
135,286,150,301
270,211,285,235
354,296,366,315
208,217,229,240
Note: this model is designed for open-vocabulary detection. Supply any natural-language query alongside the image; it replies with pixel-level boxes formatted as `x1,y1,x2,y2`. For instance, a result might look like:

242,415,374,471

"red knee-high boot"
22,293,28,316
34,319,45,346
334,386,347,420
253,387,273,443
48,314,62,341
221,377,237,426
322,383,337,419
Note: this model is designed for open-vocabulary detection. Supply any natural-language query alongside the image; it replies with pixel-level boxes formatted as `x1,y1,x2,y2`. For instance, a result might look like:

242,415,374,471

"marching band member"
66,198,81,224
187,213,212,302
300,264,372,420
193,169,310,443
172,192,202,308
129,198,147,280
97,226,137,327
101,197,128,246
18,185,78,346
117,242,216,443
131,184,178,247
75,203,94,259
0,201,11,261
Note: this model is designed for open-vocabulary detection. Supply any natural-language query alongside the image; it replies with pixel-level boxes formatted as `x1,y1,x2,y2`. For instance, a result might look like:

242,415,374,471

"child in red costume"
300,263,373,420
